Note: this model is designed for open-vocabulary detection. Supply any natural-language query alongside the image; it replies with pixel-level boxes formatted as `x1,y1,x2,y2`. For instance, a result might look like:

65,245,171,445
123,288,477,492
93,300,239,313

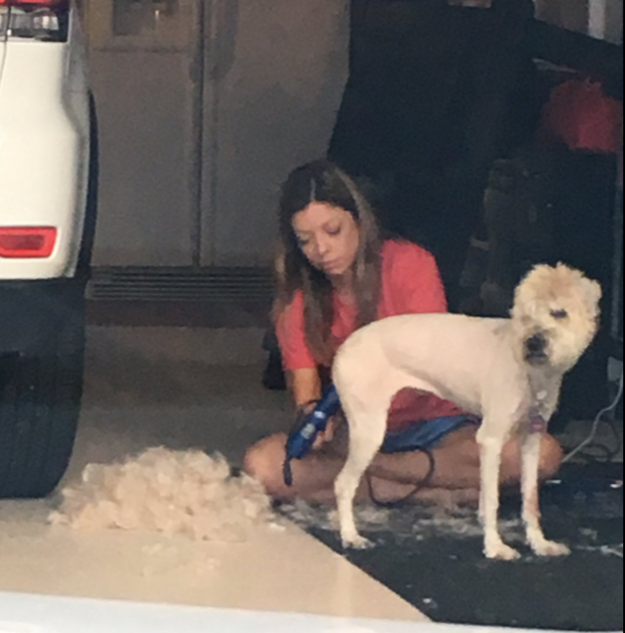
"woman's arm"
289,367,322,409
276,293,339,446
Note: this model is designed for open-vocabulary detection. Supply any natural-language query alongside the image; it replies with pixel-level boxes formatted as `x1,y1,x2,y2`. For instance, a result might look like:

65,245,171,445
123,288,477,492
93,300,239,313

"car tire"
0,295,86,499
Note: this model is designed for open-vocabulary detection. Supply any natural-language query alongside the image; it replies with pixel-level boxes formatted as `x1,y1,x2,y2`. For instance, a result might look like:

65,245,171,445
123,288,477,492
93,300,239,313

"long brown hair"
274,160,382,366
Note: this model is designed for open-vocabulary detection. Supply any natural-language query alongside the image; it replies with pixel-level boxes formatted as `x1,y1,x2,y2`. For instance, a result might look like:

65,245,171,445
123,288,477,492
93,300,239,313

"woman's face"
292,202,360,279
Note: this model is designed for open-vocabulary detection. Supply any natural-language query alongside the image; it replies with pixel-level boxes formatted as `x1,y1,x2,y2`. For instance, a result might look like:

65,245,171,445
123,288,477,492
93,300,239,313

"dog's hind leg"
335,408,387,550
521,432,571,557
478,428,521,561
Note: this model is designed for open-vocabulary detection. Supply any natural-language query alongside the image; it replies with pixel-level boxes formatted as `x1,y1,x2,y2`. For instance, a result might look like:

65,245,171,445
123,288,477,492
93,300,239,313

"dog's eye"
551,309,568,320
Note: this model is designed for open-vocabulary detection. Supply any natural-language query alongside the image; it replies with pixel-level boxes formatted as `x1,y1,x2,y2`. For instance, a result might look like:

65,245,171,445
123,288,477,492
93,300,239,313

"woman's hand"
290,367,343,450
313,414,340,450
295,400,335,450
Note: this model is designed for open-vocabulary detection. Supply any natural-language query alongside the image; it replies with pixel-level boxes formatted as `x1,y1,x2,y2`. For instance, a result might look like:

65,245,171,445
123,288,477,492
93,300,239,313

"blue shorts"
381,415,479,454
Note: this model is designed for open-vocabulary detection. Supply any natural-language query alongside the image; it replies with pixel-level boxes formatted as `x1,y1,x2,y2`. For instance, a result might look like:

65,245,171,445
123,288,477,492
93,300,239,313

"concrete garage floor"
66,325,289,480
0,320,425,623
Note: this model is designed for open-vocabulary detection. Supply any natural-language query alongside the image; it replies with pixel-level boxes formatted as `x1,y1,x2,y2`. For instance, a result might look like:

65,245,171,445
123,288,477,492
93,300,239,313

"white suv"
0,0,96,498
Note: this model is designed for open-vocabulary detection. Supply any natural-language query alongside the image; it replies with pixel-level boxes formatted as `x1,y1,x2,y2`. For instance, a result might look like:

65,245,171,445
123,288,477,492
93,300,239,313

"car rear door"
0,0,89,281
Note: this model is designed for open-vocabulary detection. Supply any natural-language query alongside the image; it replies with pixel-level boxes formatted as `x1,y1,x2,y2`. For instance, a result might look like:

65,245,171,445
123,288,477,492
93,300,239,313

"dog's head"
511,263,602,373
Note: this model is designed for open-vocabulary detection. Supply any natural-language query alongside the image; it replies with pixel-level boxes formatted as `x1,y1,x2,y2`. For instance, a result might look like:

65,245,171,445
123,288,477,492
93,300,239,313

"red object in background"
537,78,623,155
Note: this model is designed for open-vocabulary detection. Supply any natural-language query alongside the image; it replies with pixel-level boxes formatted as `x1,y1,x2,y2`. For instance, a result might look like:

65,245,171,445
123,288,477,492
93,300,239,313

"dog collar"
529,411,548,434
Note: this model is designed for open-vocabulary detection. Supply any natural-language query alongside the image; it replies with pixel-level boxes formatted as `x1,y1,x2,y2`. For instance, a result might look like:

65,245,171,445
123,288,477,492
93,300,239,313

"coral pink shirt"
276,240,465,432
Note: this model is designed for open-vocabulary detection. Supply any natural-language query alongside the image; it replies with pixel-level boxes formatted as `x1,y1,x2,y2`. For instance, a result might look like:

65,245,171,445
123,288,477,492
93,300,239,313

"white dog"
332,263,602,560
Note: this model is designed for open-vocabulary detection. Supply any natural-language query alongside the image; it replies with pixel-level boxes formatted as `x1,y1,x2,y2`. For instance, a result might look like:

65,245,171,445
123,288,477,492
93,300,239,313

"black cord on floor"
563,416,623,466
563,372,624,465
366,447,437,510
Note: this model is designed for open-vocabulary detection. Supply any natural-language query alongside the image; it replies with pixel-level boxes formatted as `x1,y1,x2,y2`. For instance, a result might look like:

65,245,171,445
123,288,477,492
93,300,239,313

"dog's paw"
484,541,521,561
531,540,571,558
342,534,374,550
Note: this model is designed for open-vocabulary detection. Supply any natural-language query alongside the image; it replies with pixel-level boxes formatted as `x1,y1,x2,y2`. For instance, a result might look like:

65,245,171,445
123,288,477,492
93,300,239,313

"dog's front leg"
478,433,521,561
521,432,571,557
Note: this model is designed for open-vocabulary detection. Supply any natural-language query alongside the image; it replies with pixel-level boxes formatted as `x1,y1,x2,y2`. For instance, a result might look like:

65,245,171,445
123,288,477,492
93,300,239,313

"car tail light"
0,227,58,258
0,0,69,42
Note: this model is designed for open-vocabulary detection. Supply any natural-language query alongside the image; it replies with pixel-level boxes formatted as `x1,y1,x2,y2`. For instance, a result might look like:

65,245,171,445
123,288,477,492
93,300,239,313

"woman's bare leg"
243,426,562,506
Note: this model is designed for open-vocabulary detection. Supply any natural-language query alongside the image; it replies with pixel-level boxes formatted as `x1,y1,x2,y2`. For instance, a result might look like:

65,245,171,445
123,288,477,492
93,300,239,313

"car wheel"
0,299,85,499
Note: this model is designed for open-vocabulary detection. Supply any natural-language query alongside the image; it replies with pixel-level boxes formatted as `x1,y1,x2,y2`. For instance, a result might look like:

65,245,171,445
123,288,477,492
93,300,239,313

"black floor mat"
282,464,623,631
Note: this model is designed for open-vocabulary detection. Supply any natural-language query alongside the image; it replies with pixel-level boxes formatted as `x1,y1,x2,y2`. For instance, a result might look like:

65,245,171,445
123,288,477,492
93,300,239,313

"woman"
244,160,562,506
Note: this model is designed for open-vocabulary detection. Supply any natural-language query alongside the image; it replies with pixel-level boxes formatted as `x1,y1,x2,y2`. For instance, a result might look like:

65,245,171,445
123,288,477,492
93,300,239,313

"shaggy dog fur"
332,263,601,560
50,448,275,542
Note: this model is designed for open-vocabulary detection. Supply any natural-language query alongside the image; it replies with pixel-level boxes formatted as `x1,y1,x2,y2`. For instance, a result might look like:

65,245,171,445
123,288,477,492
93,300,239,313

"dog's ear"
554,263,602,306
582,277,603,309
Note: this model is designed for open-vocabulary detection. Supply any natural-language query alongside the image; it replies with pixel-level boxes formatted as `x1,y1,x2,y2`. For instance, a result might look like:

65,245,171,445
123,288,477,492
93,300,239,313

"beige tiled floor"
0,326,426,623
0,505,422,621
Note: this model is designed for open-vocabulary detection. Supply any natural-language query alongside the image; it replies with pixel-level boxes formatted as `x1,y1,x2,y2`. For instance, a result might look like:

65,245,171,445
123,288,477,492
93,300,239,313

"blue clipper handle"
283,384,341,486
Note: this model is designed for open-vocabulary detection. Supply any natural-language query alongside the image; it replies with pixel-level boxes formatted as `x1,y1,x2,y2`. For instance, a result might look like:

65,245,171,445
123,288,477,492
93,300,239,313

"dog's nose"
526,335,546,354
525,334,548,362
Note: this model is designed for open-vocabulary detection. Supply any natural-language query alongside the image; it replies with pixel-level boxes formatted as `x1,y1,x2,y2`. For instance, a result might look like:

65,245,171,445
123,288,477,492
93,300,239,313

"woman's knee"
243,434,288,496
501,434,564,483
539,434,564,479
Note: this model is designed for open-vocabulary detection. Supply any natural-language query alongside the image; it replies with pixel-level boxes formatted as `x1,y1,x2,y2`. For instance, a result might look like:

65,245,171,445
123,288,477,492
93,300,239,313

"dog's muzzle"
524,334,549,365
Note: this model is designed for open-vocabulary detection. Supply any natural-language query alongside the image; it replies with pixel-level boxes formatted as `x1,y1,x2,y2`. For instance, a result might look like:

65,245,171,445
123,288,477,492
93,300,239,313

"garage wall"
85,0,349,268
200,0,350,267
534,0,623,43
86,0,203,267
534,0,589,33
